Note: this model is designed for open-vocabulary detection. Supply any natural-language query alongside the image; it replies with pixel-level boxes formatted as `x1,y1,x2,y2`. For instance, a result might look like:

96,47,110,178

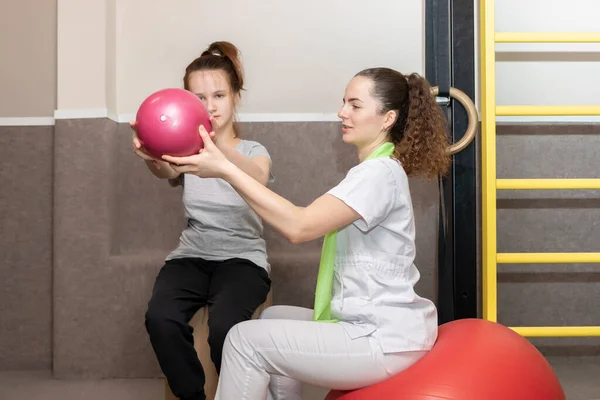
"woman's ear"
383,109,398,131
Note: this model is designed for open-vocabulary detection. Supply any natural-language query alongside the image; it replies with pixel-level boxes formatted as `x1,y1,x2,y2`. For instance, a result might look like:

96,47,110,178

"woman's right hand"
130,121,162,169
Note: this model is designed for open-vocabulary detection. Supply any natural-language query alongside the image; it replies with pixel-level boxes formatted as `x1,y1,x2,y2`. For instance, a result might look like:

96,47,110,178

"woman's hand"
130,121,163,169
162,126,233,179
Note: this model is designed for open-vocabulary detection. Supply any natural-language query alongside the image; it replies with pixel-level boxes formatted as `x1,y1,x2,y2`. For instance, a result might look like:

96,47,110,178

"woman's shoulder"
350,157,406,181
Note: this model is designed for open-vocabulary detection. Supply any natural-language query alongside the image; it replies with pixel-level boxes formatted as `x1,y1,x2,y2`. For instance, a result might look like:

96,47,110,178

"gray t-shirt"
166,139,273,273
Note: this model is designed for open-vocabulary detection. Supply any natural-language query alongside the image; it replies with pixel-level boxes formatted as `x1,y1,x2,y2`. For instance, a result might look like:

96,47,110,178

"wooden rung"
498,252,600,264
497,179,600,190
496,105,600,116
510,326,600,337
496,32,600,43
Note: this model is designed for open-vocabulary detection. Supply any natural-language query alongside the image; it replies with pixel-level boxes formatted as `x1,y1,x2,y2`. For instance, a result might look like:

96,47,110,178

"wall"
1,0,600,379
474,0,600,122
491,0,600,350
4,1,600,122
0,0,56,119
56,0,107,113
113,0,424,117
0,0,56,370
0,0,429,377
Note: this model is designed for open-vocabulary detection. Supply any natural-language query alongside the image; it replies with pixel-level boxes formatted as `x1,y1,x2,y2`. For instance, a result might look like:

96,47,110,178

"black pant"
145,257,271,400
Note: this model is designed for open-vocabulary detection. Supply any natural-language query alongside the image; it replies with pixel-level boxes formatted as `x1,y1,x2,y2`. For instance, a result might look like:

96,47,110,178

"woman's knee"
222,320,261,354
260,305,314,321
259,305,287,319
221,321,249,361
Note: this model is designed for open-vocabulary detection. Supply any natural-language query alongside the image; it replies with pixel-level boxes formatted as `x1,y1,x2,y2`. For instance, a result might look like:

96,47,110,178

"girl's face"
187,69,238,132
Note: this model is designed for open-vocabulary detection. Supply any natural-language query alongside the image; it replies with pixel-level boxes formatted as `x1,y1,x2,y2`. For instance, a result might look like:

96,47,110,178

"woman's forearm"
220,146,269,186
223,162,305,242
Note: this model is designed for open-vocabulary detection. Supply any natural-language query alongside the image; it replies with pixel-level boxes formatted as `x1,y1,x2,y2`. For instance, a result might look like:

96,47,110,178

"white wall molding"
496,116,600,123
54,108,108,120
3,110,600,127
238,113,340,122
0,117,56,126
107,109,119,123
114,113,135,123
116,112,341,123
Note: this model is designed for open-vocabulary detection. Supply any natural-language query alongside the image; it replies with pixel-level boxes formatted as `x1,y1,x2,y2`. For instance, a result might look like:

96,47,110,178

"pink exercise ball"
135,88,212,159
326,318,565,400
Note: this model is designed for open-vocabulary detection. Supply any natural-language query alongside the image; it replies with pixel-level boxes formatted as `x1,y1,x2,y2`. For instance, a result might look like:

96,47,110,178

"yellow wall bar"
496,32,600,43
511,326,600,337
497,105,600,116
498,252,600,264
497,178,600,190
480,0,497,323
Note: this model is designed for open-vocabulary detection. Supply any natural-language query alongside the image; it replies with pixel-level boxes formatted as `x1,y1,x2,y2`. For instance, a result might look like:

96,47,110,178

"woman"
163,67,451,399
132,41,273,400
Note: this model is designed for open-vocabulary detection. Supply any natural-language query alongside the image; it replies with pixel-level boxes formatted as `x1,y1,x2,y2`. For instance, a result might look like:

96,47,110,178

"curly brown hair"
355,68,451,178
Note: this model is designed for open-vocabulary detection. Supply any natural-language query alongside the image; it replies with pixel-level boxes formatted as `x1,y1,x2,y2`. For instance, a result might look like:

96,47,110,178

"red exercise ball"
326,319,565,400
135,88,212,159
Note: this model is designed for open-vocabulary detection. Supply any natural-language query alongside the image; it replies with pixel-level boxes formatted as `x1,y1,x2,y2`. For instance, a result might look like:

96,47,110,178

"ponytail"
394,73,451,178
197,41,245,94
183,41,245,136
355,68,451,178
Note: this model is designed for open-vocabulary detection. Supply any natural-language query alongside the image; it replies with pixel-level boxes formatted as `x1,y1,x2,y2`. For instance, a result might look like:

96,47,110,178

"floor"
0,370,330,400
1,357,598,399
547,356,600,399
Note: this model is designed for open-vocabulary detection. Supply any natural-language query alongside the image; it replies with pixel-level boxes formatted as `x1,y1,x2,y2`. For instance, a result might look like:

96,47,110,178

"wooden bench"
165,290,273,400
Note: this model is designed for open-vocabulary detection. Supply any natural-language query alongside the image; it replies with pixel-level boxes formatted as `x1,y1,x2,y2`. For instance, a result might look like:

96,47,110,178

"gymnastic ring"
431,86,479,155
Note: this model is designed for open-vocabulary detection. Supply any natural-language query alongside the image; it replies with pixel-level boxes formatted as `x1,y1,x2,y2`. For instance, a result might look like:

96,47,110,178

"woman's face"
337,76,389,147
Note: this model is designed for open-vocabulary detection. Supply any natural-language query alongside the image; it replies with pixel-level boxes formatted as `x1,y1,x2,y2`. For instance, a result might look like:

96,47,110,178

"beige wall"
114,0,424,116
2,0,600,122
1,0,425,121
0,0,57,118
475,0,600,122
496,0,600,118
56,0,107,112
106,0,118,119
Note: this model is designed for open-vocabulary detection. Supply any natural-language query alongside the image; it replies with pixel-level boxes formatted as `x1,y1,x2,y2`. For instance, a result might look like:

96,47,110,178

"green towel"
313,142,396,322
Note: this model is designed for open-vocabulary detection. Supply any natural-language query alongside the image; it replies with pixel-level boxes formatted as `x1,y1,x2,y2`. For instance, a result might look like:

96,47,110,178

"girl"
163,67,451,399
132,41,273,400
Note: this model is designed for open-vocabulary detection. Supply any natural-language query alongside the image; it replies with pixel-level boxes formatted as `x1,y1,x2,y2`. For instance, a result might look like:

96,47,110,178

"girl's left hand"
162,126,232,178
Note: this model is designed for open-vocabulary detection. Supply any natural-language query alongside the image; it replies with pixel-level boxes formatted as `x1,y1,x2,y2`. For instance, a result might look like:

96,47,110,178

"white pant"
215,305,426,400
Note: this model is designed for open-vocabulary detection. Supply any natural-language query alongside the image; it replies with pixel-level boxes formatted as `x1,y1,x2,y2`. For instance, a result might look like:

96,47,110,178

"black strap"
437,172,455,324
430,0,452,98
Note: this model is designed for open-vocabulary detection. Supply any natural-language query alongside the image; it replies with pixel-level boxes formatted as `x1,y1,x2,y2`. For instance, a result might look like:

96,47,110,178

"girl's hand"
130,120,162,169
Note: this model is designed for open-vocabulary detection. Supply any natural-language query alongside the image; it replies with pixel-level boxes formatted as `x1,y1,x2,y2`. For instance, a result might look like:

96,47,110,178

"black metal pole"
450,0,477,319
426,0,454,324
426,0,477,323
